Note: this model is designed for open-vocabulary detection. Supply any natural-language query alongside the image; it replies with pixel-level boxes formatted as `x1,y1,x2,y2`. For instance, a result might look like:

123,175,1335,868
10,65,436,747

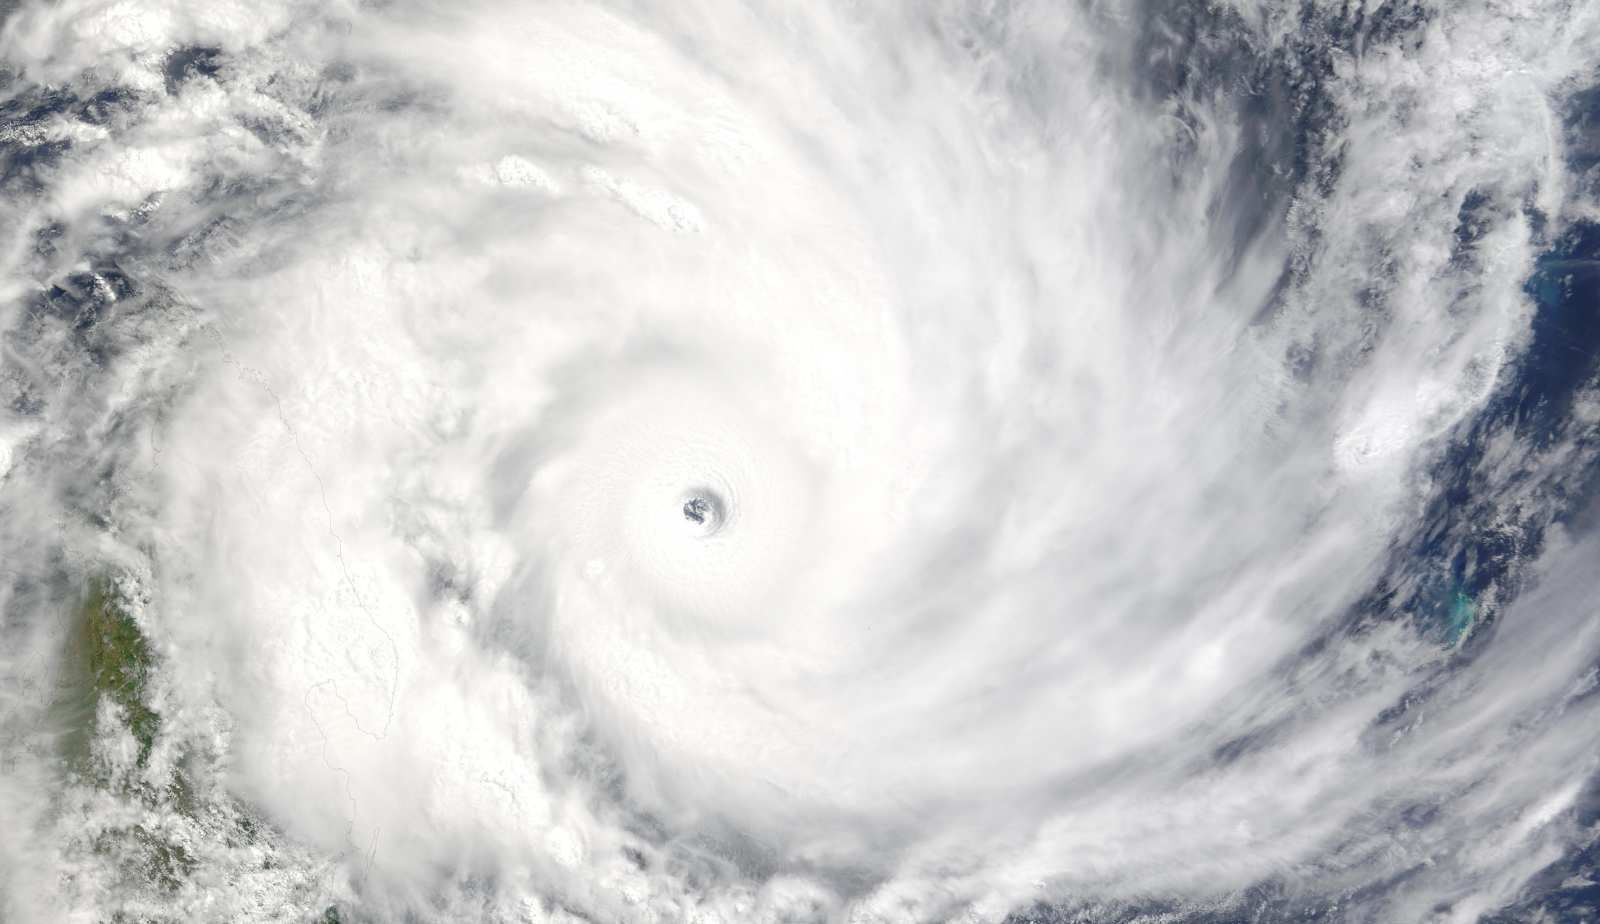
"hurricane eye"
680,491,726,536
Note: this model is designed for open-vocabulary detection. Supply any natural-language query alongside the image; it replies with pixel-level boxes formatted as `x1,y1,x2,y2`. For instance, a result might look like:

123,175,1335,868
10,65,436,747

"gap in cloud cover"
1,0,1599,922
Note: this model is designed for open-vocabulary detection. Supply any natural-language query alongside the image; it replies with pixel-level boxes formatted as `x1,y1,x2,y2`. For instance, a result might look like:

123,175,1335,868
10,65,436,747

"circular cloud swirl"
2,0,1600,922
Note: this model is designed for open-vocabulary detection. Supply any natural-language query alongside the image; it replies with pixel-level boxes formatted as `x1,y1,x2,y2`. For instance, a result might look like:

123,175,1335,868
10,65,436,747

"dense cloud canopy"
2,1,1600,921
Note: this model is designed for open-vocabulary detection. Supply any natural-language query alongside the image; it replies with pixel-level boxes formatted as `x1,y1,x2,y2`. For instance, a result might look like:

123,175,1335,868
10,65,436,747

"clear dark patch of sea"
1006,1,1600,920
5,3,1597,919
1003,222,1600,921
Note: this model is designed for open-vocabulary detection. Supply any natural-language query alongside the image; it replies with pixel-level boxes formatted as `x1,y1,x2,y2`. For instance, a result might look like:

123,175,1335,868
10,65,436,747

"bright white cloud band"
2,1,1599,922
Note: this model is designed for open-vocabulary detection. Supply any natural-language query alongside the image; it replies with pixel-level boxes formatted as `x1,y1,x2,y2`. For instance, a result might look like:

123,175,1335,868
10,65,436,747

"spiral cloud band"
3,0,1600,921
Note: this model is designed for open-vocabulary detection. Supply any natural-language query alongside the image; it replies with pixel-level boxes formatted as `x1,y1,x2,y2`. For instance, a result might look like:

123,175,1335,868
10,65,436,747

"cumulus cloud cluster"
2,0,1600,921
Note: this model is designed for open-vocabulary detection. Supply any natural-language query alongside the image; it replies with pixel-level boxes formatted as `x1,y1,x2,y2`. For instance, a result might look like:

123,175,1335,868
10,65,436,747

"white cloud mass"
3,0,1600,922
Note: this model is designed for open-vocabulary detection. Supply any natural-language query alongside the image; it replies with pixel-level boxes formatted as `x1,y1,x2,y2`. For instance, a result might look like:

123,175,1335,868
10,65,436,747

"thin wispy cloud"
2,1,1599,921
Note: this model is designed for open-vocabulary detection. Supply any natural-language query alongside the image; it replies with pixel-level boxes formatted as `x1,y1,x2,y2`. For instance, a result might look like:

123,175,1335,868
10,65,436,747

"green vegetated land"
56,576,199,901
55,579,339,920
52,578,344,920
70,577,161,768
53,577,159,773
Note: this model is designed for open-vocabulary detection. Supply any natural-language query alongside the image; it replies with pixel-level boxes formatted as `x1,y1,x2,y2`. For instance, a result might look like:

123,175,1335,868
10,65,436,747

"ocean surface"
2,1,1599,922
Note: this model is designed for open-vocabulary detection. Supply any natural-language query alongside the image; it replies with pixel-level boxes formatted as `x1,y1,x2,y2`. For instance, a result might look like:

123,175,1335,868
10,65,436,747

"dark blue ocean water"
1004,2,1600,920
3,3,1595,920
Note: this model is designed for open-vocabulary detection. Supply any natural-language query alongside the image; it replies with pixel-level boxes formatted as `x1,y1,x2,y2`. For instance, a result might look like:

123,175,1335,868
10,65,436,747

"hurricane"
3,1,1600,921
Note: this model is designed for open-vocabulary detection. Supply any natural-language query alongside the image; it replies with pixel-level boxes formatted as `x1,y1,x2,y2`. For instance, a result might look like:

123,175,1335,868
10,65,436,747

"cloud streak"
2,0,1599,921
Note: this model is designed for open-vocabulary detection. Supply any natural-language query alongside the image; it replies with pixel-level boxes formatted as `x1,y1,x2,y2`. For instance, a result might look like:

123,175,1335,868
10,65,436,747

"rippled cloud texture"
4,0,1600,921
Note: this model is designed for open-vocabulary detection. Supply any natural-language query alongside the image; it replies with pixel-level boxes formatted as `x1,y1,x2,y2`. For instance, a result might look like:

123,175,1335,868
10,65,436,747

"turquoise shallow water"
3,1,1600,922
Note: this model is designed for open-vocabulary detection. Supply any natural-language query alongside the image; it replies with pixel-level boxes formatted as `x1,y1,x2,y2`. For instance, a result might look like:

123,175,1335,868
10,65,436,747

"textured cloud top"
3,1,1600,922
